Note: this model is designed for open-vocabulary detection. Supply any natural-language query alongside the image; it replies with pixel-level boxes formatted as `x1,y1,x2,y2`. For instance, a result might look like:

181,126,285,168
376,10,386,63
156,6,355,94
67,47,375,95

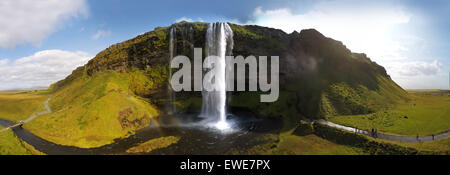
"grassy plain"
271,134,365,155
0,90,49,122
328,90,450,136
235,132,365,155
384,137,450,154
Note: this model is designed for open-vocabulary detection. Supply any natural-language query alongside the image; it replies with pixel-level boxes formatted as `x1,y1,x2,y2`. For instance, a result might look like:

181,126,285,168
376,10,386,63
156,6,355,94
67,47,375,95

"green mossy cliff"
51,21,408,135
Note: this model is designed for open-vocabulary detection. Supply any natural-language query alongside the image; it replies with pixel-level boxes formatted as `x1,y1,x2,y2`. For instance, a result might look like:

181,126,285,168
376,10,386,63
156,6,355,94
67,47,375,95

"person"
416,134,419,141
355,127,358,134
432,134,435,140
371,128,374,137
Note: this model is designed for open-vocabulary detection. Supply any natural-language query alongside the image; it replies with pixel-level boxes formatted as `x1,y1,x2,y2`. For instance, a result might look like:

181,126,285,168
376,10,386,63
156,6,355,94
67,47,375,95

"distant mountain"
41,22,407,147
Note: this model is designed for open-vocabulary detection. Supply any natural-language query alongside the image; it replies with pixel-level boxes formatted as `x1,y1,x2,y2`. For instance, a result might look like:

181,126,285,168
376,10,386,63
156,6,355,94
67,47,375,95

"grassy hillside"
25,69,161,148
329,90,450,136
321,75,408,116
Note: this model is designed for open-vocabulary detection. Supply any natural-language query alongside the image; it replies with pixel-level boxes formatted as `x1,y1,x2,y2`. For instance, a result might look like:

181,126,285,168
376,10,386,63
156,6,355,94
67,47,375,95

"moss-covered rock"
293,120,314,136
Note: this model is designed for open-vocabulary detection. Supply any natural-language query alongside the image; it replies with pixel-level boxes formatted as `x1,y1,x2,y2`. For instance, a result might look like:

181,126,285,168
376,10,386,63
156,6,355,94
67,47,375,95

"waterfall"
201,22,234,129
168,24,195,115
168,26,177,115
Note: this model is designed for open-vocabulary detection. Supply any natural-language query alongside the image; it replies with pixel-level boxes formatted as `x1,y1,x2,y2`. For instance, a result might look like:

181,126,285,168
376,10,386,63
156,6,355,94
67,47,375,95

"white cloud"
175,17,194,23
0,50,91,90
0,0,88,48
175,17,205,23
379,60,446,89
0,59,7,66
389,69,447,90
388,60,442,77
248,4,411,63
92,30,111,40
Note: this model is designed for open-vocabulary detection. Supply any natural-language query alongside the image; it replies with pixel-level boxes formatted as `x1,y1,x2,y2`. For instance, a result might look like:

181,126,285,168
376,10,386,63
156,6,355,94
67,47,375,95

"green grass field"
0,90,49,122
328,90,450,136
271,134,365,155
233,132,365,155
0,126,43,155
385,137,450,153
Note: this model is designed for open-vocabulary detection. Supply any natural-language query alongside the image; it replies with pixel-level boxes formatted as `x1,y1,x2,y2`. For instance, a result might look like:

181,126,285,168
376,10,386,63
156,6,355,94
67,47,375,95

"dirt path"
315,119,450,143
0,98,51,133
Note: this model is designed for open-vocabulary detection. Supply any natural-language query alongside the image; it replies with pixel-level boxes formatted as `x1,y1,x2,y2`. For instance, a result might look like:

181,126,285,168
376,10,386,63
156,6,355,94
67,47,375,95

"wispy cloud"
387,60,447,89
388,60,442,77
175,17,205,23
0,0,88,48
92,30,111,40
175,17,194,22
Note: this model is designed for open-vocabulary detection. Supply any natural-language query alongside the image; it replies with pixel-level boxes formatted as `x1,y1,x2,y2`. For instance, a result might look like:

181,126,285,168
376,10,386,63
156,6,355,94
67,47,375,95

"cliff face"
227,24,407,128
52,21,408,129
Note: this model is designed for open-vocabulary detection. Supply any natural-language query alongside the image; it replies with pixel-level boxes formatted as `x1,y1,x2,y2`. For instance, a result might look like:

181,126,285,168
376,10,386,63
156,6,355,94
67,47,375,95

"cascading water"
201,22,234,130
168,24,194,115
168,26,177,115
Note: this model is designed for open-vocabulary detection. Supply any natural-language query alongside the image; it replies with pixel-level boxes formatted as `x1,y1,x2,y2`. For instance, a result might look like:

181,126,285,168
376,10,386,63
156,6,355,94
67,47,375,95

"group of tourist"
353,127,439,142
371,128,378,138
354,127,379,138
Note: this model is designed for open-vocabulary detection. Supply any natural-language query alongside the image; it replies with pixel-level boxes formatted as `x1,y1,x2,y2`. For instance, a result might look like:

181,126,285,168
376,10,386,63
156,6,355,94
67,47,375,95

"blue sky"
0,0,448,90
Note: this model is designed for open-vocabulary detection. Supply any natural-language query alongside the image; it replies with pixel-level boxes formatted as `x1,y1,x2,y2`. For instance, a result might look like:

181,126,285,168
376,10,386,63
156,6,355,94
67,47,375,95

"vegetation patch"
126,136,180,153
272,134,364,155
118,108,150,129
292,120,314,136
390,137,450,154
235,132,364,155
329,90,450,136
0,127,43,155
